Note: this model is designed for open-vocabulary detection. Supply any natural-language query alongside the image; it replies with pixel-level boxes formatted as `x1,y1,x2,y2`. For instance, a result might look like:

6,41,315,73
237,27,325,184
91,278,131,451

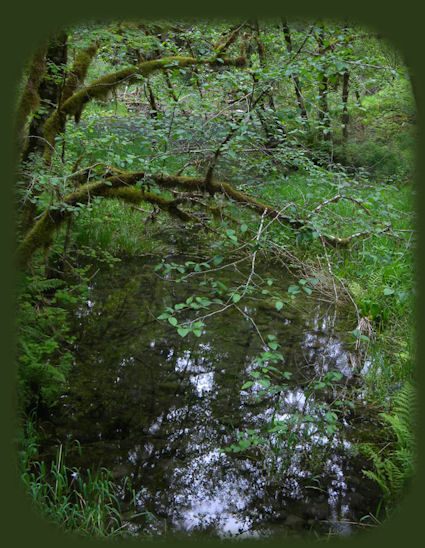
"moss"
16,210,60,269
15,43,47,147
107,188,198,222
61,57,198,117
204,56,246,67
149,173,298,225
62,41,99,104
16,171,194,268
215,26,241,54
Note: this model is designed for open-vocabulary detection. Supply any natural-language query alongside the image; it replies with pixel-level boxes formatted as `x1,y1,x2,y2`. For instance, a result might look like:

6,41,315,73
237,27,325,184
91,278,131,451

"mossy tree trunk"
15,42,47,153
22,31,68,162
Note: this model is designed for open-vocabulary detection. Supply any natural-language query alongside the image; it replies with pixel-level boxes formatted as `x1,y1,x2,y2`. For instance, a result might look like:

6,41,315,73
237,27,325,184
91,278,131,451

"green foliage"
221,339,349,475
20,441,135,537
361,382,416,511
16,273,84,411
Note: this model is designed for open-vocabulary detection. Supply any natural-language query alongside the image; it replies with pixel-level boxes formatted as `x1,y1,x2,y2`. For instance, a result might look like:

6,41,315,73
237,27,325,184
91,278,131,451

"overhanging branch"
42,55,246,163
17,166,395,268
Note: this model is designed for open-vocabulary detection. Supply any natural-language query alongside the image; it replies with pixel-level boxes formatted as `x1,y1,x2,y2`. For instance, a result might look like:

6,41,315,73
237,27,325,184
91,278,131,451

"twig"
305,193,372,220
320,236,338,303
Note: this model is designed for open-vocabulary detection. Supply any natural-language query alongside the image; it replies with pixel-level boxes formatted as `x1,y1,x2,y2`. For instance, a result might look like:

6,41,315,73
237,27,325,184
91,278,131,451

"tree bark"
23,31,68,161
341,70,350,138
281,19,308,120
15,42,47,153
315,25,330,140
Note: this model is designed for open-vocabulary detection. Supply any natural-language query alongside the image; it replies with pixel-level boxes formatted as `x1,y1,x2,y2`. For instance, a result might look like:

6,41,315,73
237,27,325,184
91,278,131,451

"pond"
40,227,382,539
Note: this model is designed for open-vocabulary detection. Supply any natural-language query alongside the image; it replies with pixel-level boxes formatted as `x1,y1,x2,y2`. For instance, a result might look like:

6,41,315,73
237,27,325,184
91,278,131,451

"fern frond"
361,382,416,506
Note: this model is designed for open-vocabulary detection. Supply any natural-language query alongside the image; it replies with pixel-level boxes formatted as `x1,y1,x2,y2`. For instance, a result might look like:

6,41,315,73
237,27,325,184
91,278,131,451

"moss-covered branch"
146,173,303,226
15,167,295,268
16,163,375,269
214,23,245,54
42,55,246,163
61,41,99,117
15,170,204,268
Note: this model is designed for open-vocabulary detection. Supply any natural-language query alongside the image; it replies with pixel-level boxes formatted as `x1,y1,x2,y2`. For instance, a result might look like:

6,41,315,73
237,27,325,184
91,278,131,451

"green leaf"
193,329,202,337
193,321,204,329
241,381,254,390
383,288,395,295
225,229,238,243
177,327,190,338
268,341,278,350
240,223,248,233
238,439,251,449
287,285,300,295
168,316,178,326
157,313,169,320
258,379,271,388
275,301,283,311
232,293,241,304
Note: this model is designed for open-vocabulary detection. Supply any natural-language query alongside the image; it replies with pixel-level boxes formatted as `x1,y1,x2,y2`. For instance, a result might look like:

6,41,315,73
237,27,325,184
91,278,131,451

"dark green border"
2,1,423,547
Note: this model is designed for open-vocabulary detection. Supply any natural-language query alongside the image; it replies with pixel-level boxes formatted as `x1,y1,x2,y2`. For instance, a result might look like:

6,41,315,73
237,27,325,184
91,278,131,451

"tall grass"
20,440,130,537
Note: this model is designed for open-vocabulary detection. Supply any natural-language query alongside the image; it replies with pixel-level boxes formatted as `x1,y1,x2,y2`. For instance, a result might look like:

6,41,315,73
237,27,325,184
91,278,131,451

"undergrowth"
19,434,135,537
360,382,417,517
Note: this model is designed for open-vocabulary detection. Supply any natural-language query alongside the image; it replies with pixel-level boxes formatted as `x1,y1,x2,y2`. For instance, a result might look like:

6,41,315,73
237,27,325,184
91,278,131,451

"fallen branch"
17,166,398,268
305,193,372,220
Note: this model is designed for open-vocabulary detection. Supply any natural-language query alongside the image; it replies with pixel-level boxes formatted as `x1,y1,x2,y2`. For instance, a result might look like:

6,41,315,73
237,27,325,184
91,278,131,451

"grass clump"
19,438,130,537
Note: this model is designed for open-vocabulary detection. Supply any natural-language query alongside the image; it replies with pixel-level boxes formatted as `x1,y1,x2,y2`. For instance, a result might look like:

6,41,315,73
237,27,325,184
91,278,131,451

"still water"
42,228,382,539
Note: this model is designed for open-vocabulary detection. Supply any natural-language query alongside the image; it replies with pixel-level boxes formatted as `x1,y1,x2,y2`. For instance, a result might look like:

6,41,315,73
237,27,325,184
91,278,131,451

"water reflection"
43,245,382,538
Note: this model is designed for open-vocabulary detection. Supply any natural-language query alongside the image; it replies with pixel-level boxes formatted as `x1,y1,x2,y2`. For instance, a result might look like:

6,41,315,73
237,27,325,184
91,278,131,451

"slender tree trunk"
251,20,284,146
341,70,350,138
281,19,308,120
146,80,158,118
316,25,330,141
